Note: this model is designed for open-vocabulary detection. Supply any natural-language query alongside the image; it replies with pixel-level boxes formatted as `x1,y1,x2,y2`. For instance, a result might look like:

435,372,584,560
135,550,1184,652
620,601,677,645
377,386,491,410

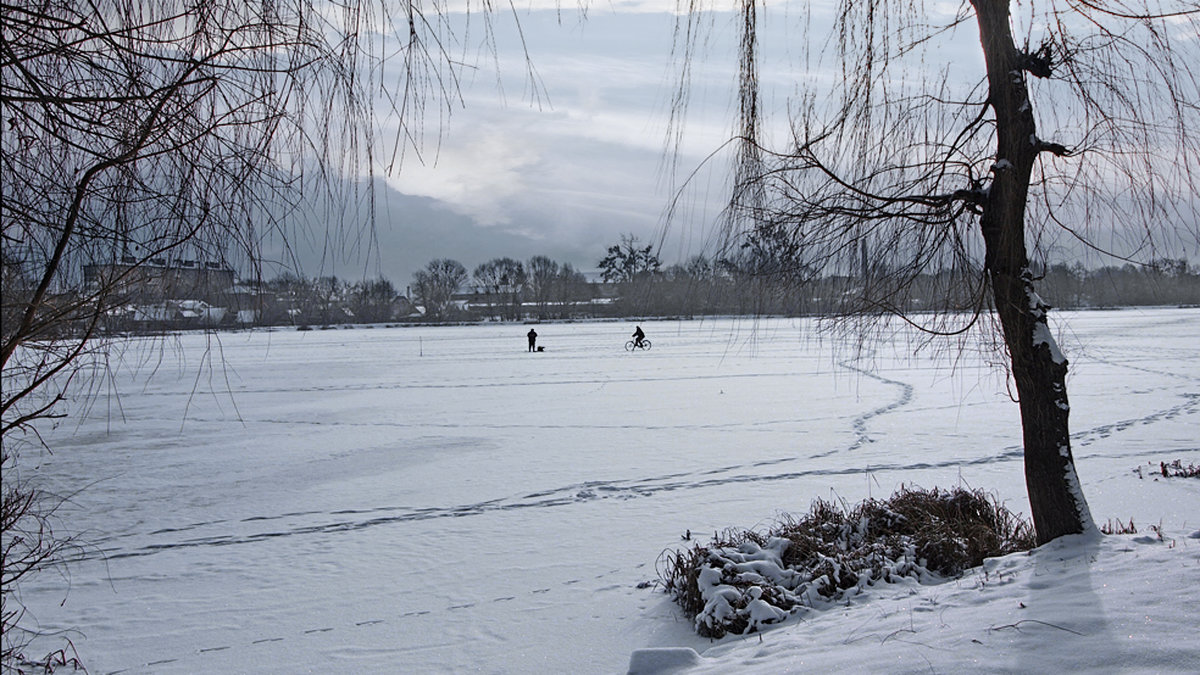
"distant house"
223,283,274,325
86,259,238,330
394,295,418,318
123,300,227,326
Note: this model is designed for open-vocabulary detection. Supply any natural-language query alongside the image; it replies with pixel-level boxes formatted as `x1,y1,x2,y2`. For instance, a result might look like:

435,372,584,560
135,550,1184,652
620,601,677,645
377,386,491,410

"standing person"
527,328,538,352
632,325,645,348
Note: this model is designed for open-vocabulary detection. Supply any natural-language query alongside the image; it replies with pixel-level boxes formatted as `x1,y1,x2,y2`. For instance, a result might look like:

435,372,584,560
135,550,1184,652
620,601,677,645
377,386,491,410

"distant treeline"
1036,261,1200,308
14,248,1193,335
255,255,1199,327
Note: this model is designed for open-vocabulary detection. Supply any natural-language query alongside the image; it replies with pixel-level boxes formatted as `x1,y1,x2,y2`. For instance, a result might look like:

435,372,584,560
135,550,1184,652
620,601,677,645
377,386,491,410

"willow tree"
1,0,524,663
687,0,1199,543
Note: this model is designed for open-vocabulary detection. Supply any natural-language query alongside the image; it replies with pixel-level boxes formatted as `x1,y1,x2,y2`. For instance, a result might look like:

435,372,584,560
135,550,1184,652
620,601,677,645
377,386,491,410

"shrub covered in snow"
658,486,1036,638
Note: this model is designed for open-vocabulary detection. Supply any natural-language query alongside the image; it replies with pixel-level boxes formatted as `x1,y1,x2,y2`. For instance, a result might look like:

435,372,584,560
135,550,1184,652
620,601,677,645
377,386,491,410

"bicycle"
624,338,652,351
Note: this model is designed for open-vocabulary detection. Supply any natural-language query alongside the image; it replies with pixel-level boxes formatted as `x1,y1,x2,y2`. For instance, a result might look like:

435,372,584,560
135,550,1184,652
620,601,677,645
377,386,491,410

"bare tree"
412,259,467,320
1,0,532,665
473,259,507,319
312,276,347,326
498,258,527,321
680,0,1200,543
1,2,368,660
526,255,561,318
473,257,525,320
349,277,399,324
554,262,590,314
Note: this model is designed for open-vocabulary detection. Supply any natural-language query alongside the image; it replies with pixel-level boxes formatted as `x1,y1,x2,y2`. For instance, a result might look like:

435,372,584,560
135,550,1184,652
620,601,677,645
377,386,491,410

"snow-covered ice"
12,309,1199,673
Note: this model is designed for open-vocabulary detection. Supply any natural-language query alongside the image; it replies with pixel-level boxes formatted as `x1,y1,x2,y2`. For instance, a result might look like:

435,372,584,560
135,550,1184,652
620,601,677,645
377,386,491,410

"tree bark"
972,0,1094,544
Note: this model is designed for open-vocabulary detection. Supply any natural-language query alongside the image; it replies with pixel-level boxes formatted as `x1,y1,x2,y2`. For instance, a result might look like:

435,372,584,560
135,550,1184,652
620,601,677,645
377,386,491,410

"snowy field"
13,308,1200,674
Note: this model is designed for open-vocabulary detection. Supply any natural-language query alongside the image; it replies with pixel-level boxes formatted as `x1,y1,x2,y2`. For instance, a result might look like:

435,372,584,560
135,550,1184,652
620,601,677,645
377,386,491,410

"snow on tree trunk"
972,0,1095,544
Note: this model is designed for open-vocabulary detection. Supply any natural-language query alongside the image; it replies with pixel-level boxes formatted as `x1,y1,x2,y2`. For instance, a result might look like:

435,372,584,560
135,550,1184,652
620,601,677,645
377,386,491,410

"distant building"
85,258,242,329
83,258,235,303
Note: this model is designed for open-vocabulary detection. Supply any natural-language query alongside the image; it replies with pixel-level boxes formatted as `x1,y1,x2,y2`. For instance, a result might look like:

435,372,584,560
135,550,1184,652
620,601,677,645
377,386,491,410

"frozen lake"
15,309,1200,673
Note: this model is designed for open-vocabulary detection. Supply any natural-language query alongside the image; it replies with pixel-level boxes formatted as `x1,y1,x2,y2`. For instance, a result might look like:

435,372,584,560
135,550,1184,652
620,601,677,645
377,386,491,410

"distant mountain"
260,175,599,288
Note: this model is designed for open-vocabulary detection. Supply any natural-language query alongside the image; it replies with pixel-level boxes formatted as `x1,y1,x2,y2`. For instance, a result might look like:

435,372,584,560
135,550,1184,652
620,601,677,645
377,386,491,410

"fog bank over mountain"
260,176,606,287
264,10,734,286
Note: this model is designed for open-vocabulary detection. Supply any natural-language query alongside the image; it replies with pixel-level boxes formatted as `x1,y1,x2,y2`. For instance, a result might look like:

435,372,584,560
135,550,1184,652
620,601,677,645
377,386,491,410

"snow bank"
637,530,1200,673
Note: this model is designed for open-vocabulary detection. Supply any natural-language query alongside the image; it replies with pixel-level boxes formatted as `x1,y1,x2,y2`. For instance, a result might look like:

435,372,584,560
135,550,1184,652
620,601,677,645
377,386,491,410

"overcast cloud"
280,7,750,284
280,1,1194,286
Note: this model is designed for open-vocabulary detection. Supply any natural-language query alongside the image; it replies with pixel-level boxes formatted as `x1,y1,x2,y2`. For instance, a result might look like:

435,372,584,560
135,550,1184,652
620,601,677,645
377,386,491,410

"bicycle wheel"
625,340,636,351
640,339,651,350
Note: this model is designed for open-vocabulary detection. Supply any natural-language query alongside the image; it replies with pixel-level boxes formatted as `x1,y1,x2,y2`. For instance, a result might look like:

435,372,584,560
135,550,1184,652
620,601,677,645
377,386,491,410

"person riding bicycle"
631,325,645,348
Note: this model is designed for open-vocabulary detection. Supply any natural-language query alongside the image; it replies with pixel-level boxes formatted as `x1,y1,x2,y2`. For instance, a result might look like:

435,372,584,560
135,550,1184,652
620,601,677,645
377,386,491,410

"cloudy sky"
281,1,1196,287
287,3,791,284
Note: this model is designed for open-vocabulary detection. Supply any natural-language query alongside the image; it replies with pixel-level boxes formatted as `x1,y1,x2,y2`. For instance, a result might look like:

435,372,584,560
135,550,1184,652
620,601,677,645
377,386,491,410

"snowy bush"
1158,460,1199,478
659,486,1035,638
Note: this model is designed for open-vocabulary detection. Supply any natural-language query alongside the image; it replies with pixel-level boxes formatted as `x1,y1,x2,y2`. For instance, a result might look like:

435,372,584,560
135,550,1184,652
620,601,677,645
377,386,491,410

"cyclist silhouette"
631,325,645,348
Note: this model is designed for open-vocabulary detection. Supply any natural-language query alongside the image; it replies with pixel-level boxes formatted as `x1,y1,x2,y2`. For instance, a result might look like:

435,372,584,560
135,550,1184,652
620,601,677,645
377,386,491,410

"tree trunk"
972,0,1095,544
